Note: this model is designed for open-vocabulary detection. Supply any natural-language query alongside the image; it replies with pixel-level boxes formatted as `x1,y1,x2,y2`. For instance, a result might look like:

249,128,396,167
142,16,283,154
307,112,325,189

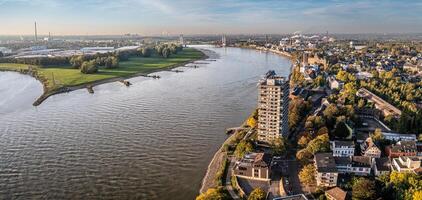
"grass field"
0,48,204,92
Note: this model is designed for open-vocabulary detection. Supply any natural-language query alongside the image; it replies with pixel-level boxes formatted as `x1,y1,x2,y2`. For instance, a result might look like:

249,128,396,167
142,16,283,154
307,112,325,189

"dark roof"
375,157,391,171
334,156,371,167
334,157,351,165
351,156,372,167
333,140,355,148
315,153,338,173
325,187,347,200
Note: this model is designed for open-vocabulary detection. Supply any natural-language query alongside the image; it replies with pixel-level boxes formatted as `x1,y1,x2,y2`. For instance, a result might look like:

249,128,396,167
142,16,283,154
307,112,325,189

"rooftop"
333,140,355,148
325,187,347,200
375,157,391,171
315,153,337,173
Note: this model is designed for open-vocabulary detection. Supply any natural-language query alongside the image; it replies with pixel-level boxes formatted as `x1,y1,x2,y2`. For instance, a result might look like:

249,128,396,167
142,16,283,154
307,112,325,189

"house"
314,153,338,187
385,141,417,158
331,141,355,157
391,156,422,175
334,156,372,176
360,137,381,158
233,153,271,181
325,187,348,200
372,157,391,176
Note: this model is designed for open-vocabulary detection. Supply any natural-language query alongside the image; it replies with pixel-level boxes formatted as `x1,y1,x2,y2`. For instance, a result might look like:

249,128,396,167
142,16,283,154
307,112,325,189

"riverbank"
0,48,208,106
199,112,252,195
237,45,295,62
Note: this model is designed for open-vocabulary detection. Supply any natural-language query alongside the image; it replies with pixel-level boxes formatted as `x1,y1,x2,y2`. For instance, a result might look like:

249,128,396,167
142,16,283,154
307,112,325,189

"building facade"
233,153,271,181
257,70,289,143
331,141,355,157
361,138,381,158
334,156,372,176
315,153,338,187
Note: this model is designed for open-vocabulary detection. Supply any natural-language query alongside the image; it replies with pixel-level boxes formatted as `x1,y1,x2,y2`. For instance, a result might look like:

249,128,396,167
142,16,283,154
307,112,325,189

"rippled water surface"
0,46,290,200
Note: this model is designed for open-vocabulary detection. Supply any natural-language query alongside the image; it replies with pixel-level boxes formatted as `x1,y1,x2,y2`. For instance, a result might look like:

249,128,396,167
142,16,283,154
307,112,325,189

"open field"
0,48,206,105
0,48,204,90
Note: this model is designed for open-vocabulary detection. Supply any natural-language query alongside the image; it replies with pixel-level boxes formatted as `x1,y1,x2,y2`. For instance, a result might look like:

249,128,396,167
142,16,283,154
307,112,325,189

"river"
0,46,290,200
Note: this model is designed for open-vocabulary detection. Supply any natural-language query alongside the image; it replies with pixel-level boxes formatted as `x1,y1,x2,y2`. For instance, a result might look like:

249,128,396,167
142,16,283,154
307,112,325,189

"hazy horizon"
1,0,422,35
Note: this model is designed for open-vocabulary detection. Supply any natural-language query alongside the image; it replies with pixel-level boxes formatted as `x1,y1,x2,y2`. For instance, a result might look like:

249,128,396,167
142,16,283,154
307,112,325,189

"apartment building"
257,70,289,143
314,153,338,187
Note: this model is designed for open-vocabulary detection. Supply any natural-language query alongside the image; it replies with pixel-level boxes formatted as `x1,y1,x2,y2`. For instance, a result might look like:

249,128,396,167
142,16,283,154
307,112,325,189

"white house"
334,156,372,176
382,132,417,142
391,156,422,174
360,137,381,158
331,141,355,157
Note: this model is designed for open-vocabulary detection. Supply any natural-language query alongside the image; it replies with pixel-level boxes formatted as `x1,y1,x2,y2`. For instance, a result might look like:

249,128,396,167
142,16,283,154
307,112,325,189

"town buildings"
314,153,338,187
356,88,402,118
391,156,422,174
331,141,355,157
386,141,417,158
233,153,271,181
334,156,372,176
257,70,289,143
372,157,391,176
360,138,381,158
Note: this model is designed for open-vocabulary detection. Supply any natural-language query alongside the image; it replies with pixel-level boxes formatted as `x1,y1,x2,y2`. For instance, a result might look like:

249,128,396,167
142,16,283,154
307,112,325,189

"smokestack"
34,21,38,41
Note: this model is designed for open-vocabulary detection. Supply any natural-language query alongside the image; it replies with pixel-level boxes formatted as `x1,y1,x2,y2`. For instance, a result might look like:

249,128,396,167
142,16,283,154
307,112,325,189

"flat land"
0,48,205,93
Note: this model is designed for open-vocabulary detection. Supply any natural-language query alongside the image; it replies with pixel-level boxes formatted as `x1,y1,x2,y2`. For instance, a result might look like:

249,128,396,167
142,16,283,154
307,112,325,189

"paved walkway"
225,157,240,200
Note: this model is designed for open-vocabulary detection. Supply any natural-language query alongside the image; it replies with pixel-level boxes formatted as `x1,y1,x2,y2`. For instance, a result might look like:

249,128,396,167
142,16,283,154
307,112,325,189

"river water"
0,46,290,200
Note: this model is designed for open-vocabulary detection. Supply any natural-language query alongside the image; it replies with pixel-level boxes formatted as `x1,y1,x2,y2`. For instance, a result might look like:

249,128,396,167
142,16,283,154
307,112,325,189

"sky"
0,0,421,35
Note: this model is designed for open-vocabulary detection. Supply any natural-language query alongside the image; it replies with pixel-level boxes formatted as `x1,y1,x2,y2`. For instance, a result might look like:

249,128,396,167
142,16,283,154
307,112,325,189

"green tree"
336,70,349,82
234,140,253,158
70,55,84,69
307,134,330,154
162,48,171,58
80,60,98,74
314,75,325,87
298,135,311,148
352,178,377,200
371,128,385,142
196,187,230,200
270,137,286,155
247,116,257,128
248,188,266,200
296,148,313,165
299,164,316,185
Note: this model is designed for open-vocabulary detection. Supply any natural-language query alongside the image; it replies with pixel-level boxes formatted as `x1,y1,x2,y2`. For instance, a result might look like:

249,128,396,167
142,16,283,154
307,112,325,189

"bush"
248,188,266,200
80,60,98,74
196,187,230,200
